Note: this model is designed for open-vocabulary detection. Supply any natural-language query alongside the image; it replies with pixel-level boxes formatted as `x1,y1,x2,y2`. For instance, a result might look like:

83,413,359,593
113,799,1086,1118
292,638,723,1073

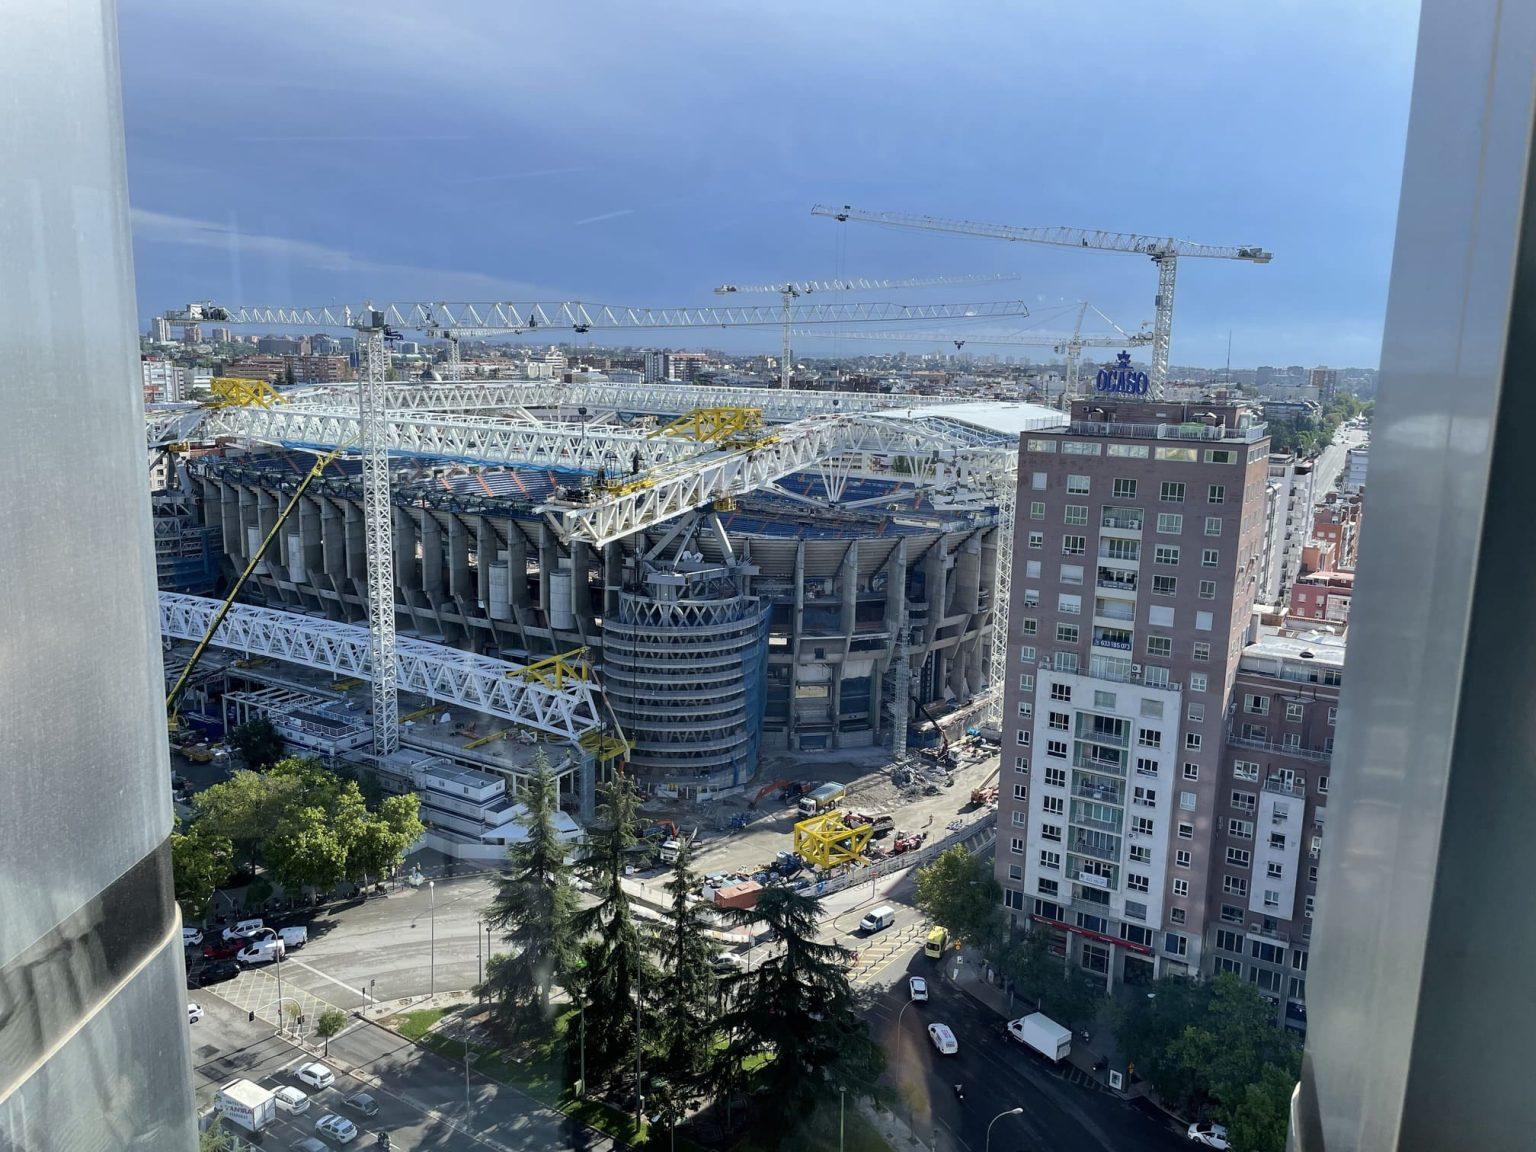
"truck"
714,881,763,911
923,925,949,958
798,782,847,816
1007,1012,1072,1063
845,810,895,837
217,1078,277,1133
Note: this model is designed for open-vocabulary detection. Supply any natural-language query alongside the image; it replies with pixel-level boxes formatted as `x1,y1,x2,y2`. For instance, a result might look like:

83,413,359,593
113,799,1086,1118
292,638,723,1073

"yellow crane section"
792,811,873,869
647,406,770,449
399,704,440,724
207,376,286,409
508,648,591,691
463,728,510,750
579,728,630,763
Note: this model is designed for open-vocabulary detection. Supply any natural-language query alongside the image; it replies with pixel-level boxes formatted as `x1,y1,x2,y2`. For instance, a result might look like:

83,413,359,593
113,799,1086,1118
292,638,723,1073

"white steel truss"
357,326,399,756
147,403,211,448
159,592,602,741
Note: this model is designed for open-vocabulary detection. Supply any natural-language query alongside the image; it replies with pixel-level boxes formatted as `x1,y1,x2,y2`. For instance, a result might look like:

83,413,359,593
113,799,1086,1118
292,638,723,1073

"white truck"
798,782,847,816
1007,1012,1072,1063
217,1078,277,1133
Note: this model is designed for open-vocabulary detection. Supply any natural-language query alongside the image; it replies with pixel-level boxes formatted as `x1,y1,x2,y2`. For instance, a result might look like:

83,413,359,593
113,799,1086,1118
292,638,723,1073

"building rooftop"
1243,630,1347,668
880,400,1067,437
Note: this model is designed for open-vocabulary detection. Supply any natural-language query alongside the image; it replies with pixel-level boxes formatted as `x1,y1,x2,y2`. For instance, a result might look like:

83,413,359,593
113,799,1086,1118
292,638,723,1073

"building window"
1037,878,1059,898
1193,642,1211,661
1060,564,1084,586
1195,611,1214,632
1165,932,1189,957
1270,831,1288,851
1031,471,1048,490
1141,698,1164,719
1282,732,1302,751
1018,701,1034,719
1041,823,1062,842
1161,481,1186,503
1046,739,1068,759
1017,673,1033,692
1039,850,1061,870
1021,617,1038,636
1178,822,1194,840
1152,575,1177,596
1233,760,1259,781
1026,560,1042,579
1028,531,1044,550
1014,755,1028,772
1129,844,1152,863
1189,673,1208,693
1170,907,1187,925
1155,545,1180,565
1048,711,1069,731
1227,846,1251,867
1245,694,1270,715
1328,706,1338,726
1010,837,1024,855
1231,790,1257,812
1229,818,1254,839
1187,703,1206,723
1020,645,1037,662
1108,444,1150,459
1093,689,1116,709
1137,727,1162,748
1012,811,1027,827
1206,449,1235,464
1051,683,1072,702
1293,950,1309,972
1268,861,1285,879
1286,701,1305,723
1013,783,1027,800
1157,512,1184,534
1208,484,1226,504
1204,516,1223,536
1241,723,1267,740
1044,766,1066,787
1133,785,1157,807
1056,624,1079,644
1016,729,1031,746
1263,890,1281,910
1186,732,1203,750
1183,762,1200,781
1176,849,1192,868
1067,474,1090,494
1024,589,1040,608
1198,579,1217,599
1112,477,1136,499
1147,635,1172,658
1216,930,1244,953
1132,815,1155,836
1029,500,1046,520
1223,875,1249,897
1318,775,1329,794
1202,548,1220,567
1172,878,1189,897
1065,504,1088,525
1135,756,1158,776
1127,873,1150,892
1062,535,1086,556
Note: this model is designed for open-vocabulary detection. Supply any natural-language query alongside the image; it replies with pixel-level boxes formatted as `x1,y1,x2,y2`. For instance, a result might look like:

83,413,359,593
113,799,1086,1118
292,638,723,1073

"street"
1312,423,1366,497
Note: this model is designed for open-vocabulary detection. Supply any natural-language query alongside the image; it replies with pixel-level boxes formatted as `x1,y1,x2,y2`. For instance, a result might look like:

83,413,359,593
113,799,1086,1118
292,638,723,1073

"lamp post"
476,917,483,1000
428,880,436,999
839,1086,846,1152
896,998,917,1130
985,1107,1024,1152
275,943,285,1034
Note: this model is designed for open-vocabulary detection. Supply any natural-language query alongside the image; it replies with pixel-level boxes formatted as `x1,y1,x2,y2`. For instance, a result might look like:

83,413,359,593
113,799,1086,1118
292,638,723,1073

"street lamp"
986,1107,1024,1152
429,880,436,999
476,917,484,1000
839,1086,846,1152
896,998,917,1130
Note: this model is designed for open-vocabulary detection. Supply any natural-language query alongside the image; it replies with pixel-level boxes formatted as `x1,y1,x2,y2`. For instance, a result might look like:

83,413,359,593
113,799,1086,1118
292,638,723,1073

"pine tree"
571,773,654,1101
718,886,884,1128
481,755,579,1032
650,839,720,1122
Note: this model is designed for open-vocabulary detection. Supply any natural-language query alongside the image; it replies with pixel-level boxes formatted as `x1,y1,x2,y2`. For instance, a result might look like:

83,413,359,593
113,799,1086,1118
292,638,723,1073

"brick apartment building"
993,399,1271,984
1288,571,1353,626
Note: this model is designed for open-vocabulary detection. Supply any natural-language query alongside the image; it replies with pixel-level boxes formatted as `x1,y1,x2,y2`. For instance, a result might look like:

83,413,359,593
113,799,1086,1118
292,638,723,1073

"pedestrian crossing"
213,965,340,1039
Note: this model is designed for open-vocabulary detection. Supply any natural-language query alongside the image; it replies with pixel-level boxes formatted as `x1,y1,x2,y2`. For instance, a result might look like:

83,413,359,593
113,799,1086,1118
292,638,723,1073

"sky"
120,1,1421,369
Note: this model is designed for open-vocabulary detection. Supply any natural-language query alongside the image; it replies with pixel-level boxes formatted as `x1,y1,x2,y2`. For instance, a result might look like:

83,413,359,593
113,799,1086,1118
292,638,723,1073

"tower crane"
810,204,1271,394
715,273,1018,389
163,294,1030,758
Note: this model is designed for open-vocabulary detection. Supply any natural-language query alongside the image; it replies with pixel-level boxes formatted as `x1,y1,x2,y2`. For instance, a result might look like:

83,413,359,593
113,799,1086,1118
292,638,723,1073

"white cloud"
572,208,635,227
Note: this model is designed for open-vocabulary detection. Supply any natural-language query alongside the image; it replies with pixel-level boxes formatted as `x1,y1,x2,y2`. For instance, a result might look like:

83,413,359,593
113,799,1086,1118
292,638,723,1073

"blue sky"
121,1,1420,368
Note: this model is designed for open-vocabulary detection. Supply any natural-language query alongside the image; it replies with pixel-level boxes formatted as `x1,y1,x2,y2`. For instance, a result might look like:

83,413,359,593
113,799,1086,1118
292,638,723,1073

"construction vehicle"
916,702,957,768
844,810,895,837
748,778,790,809
797,782,847,816
969,785,999,807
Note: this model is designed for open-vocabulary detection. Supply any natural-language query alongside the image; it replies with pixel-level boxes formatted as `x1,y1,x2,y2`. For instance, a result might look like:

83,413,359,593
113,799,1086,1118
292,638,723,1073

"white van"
859,905,896,934
278,926,308,950
222,917,264,942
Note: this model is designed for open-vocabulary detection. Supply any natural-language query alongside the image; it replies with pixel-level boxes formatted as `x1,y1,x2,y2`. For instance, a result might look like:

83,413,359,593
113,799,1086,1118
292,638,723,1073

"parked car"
188,960,241,987
1187,1123,1231,1149
187,1003,204,1024
711,951,746,974
223,917,265,942
314,1113,358,1143
927,1023,958,1055
342,1092,378,1117
182,926,204,948
296,1063,335,1090
908,976,928,1002
202,939,244,961
278,925,309,950
274,1086,310,1115
237,940,286,966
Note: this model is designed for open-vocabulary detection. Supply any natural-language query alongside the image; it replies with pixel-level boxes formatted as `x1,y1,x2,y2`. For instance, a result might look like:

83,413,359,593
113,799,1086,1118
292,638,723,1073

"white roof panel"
881,400,1068,437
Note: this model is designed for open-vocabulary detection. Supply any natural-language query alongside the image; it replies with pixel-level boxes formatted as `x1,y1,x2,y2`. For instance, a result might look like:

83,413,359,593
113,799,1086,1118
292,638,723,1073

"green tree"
570,774,653,1096
650,839,719,1116
171,823,234,921
481,759,580,1031
316,1008,348,1056
346,792,424,884
914,846,1005,957
192,768,302,867
199,1125,233,1152
228,717,285,770
1223,1062,1298,1152
263,804,348,893
718,886,885,1131
1000,930,1103,1032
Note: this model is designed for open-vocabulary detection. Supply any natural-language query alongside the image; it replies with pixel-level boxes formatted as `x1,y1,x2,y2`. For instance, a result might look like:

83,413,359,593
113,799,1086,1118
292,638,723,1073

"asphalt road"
1312,425,1366,497
866,949,1188,1152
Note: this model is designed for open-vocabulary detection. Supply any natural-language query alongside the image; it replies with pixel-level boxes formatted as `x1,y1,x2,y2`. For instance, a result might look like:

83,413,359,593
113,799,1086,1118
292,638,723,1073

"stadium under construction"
154,374,1064,825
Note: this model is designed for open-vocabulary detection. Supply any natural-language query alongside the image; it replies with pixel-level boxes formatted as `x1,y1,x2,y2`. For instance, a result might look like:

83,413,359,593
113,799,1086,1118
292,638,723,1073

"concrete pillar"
447,515,470,600
790,540,806,748
419,511,443,597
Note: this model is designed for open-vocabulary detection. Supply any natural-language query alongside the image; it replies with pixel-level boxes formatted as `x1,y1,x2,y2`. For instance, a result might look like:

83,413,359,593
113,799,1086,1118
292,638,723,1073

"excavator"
916,701,957,769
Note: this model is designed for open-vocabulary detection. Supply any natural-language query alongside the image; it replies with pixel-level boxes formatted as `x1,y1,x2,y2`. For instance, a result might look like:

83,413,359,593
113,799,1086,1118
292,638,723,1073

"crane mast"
356,313,400,756
810,204,1270,394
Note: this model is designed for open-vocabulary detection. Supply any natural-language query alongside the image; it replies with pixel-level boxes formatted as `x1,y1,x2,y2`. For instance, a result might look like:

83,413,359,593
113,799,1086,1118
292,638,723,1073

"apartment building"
1288,571,1353,626
1207,631,1342,1032
995,399,1271,985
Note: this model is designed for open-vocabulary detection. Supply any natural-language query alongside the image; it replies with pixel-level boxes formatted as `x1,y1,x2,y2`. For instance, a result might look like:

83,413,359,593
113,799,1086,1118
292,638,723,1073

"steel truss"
159,592,602,741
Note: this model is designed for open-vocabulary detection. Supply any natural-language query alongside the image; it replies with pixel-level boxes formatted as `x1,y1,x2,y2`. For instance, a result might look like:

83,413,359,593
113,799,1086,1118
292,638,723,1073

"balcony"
1070,806,1123,833
1070,837,1121,863
1101,509,1145,531
1092,631,1134,652
1226,731,1332,763
1099,543,1142,563
1263,775,1306,797
1073,748,1127,777
1073,778,1124,805
1068,419,1269,443
1096,570,1138,594
1075,714,1129,746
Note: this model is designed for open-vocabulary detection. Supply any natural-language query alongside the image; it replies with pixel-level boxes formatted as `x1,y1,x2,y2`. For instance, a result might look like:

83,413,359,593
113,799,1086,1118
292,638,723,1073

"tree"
346,792,424,884
481,758,580,1032
718,886,885,1132
913,846,1005,957
649,839,719,1118
199,1125,233,1152
1223,1062,1297,1152
228,717,285,770
316,1008,348,1057
191,769,299,867
570,773,653,1098
171,823,234,921
263,804,348,893
1000,930,1103,1032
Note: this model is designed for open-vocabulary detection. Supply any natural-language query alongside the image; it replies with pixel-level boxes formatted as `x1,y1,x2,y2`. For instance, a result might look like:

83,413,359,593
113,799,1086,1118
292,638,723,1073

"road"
866,947,1187,1152
1312,424,1366,498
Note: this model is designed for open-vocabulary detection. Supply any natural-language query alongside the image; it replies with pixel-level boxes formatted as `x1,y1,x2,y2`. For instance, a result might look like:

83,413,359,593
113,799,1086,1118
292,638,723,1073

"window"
1138,727,1162,748
1216,930,1243,953
1178,821,1194,840
1026,560,1042,579
1010,837,1025,855
1067,474,1090,494
1309,866,1319,883
1016,729,1031,746
1062,535,1086,555
1189,673,1208,693
1157,512,1184,534
1021,617,1038,636
1141,698,1164,719
1195,610,1214,631
1136,756,1158,776
1170,907,1187,925
1148,605,1175,628
1286,701,1305,723
1283,732,1302,751
1043,766,1066,787
1289,976,1306,1000
1263,889,1282,910
1187,703,1205,723
1270,831,1288,851
1221,904,1245,924
1198,579,1217,599
1227,847,1252,870
1268,861,1285,878
1031,471,1048,490
1046,739,1068,759
1231,790,1257,812
1064,504,1088,525
1127,873,1150,892
1183,762,1200,780
1107,444,1149,459
1062,440,1101,456
1008,864,1024,881
1233,760,1260,781
1132,815,1155,836
1112,477,1136,499
1013,783,1027,800
1292,950,1309,972
1093,689,1116,709
1318,775,1330,795
1172,878,1189,897
1242,723,1268,740
1208,484,1226,504
1056,623,1079,644
1029,500,1046,520
1192,641,1210,661
1328,705,1338,726
1147,635,1172,658
1060,563,1084,586
1018,701,1034,719
1229,818,1255,839
1160,481,1186,502
1039,850,1061,870
1041,823,1062,842
1204,516,1223,536
1224,875,1249,896
1050,683,1072,702
1024,589,1040,608
1164,932,1189,957
1036,878,1059,897
1245,694,1271,715
1133,785,1157,807
1176,849,1192,868
1185,732,1203,751
1028,531,1044,549
1202,548,1220,567
1019,645,1037,662
1206,449,1235,465
1013,755,1028,772
1012,811,1027,827
1129,844,1152,864
1155,545,1180,565
1048,711,1069,731
1152,574,1177,596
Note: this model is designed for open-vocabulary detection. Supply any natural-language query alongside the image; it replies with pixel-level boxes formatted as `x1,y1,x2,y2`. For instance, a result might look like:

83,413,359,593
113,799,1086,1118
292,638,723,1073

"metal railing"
1101,511,1145,530
1068,419,1268,444
1227,731,1332,763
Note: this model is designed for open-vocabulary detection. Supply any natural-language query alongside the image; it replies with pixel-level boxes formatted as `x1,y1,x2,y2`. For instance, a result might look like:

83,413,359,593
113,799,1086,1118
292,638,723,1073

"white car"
274,1085,310,1115
223,917,265,942
1188,1122,1231,1149
314,1113,358,1143
187,1003,204,1024
711,950,746,974
236,940,285,966
278,925,309,950
908,976,929,1002
927,1022,958,1055
182,927,203,948
296,1062,335,1090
